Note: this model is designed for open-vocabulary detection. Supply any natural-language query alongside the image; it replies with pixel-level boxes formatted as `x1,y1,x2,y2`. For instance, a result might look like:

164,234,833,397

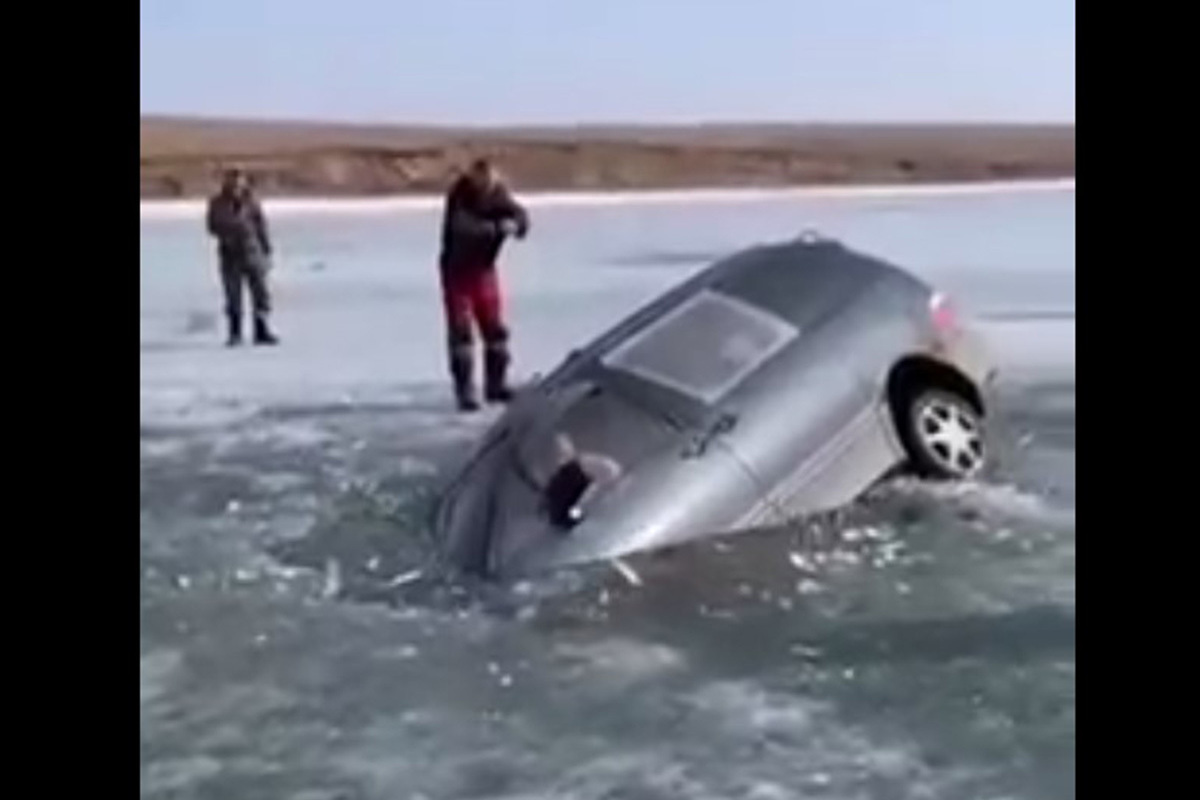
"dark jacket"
439,176,529,272
207,191,272,265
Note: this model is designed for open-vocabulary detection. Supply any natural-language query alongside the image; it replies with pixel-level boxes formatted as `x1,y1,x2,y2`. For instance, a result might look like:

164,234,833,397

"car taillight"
929,291,959,332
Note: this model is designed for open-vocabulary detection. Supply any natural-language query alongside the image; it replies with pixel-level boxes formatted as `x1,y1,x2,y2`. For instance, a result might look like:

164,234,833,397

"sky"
140,0,1075,125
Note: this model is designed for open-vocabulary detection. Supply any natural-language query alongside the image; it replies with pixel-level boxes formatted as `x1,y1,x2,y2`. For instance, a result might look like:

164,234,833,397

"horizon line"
141,112,1076,131
141,178,1076,220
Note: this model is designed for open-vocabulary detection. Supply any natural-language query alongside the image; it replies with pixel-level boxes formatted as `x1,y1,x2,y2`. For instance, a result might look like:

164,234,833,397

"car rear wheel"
897,387,986,480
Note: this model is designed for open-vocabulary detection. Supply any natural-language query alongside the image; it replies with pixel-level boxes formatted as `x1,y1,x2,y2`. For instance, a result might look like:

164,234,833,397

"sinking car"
434,234,995,578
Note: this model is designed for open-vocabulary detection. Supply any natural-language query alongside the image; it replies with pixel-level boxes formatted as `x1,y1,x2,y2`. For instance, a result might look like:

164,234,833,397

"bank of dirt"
141,117,1075,198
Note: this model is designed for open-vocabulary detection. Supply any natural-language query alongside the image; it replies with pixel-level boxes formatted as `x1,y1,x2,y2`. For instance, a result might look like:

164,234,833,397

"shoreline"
141,117,1074,203
141,177,1075,220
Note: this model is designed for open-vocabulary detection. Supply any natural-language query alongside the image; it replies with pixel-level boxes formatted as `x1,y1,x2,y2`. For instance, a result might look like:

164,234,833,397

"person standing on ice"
437,158,530,411
206,168,279,347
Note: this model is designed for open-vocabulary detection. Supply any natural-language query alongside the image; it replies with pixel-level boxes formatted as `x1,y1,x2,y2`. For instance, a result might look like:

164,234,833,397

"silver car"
434,234,995,578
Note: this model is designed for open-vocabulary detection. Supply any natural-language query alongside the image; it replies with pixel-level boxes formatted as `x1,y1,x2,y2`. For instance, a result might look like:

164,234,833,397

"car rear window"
600,289,798,404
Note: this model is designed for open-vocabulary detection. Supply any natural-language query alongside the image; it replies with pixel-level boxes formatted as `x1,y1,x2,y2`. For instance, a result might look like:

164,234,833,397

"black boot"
253,315,279,346
225,313,243,347
484,343,513,404
450,348,480,412
457,391,481,412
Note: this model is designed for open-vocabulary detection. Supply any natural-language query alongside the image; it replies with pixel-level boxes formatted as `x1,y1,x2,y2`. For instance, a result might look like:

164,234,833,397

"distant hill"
140,116,1075,198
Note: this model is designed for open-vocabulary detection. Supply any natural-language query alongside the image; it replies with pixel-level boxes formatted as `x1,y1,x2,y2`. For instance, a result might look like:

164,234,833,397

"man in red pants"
437,159,530,411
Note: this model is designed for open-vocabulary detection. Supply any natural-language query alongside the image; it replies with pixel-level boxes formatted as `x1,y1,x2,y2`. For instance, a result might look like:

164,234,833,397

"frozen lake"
140,183,1073,424
141,183,1074,800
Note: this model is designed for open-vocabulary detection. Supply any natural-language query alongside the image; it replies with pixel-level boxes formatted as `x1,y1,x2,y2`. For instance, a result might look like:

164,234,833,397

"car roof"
708,238,910,328
540,237,922,409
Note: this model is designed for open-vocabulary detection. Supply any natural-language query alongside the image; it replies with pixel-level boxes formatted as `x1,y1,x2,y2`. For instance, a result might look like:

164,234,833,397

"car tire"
896,387,986,480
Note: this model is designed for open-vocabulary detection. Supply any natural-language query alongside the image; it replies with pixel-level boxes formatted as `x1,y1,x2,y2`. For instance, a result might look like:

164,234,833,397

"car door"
698,245,890,523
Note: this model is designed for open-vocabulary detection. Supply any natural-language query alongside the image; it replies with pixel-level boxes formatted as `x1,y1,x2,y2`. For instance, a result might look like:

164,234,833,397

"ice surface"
140,183,1075,800
141,182,1074,427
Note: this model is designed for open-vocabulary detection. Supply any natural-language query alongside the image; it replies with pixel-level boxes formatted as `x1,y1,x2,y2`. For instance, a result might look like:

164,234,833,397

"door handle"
681,412,739,459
